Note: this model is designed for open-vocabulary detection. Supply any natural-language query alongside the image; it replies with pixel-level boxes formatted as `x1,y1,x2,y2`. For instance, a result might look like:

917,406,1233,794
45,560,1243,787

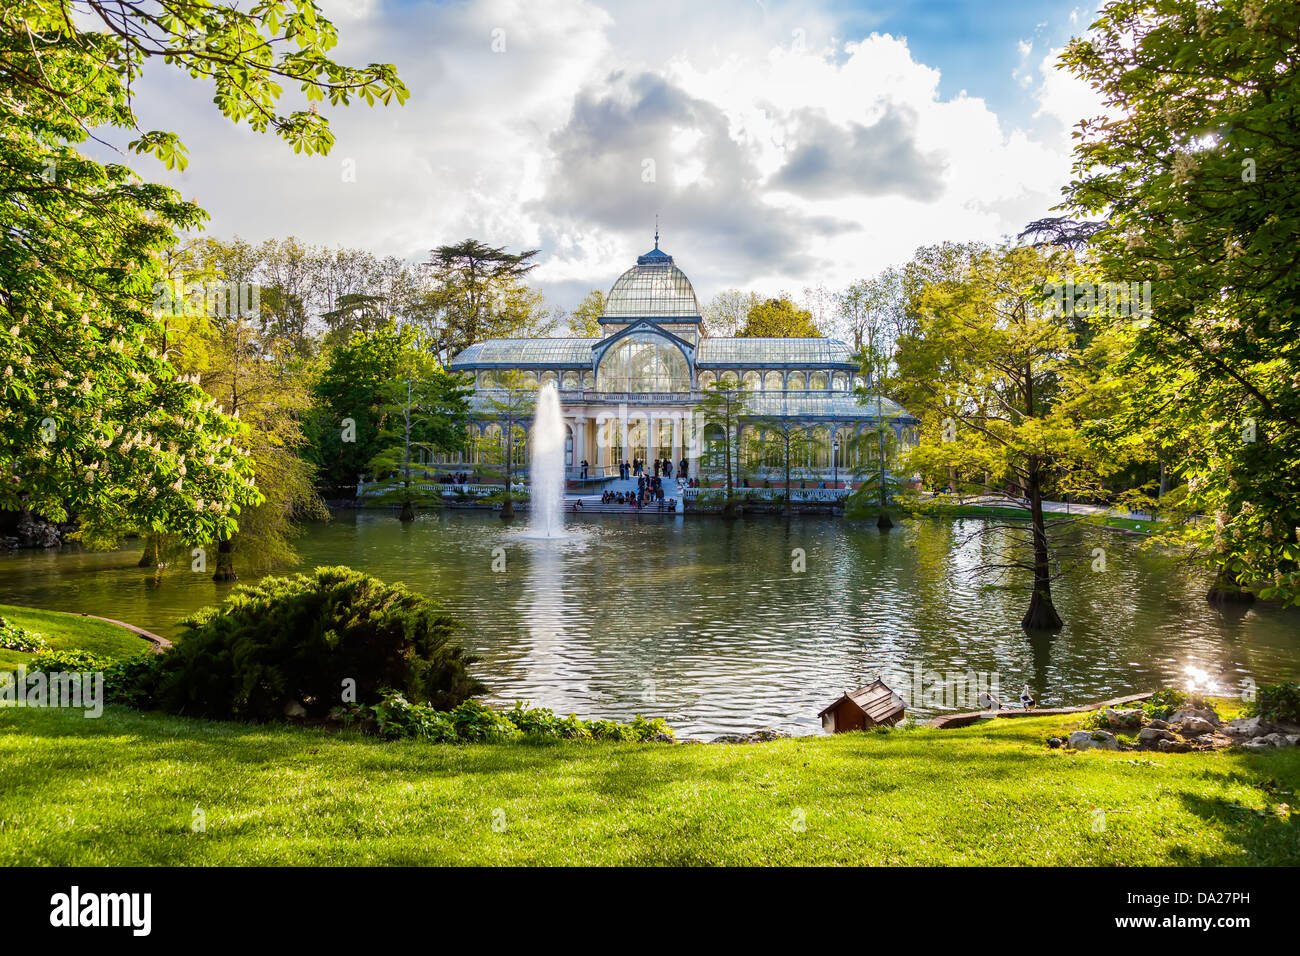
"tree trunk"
501,424,515,519
1021,467,1062,630
399,500,415,522
1206,564,1254,605
212,535,237,582
722,421,736,518
137,535,161,568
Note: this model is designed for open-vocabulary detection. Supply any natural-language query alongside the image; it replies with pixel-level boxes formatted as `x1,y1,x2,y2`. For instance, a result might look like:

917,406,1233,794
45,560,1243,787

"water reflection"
1,511,1298,737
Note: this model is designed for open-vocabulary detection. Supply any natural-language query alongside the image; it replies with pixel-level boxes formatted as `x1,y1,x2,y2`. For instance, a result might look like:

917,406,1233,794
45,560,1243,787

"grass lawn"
0,603,156,670
1,704,1296,865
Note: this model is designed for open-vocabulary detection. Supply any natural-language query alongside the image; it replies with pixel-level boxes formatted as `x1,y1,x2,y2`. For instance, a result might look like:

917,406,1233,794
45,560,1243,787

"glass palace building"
446,240,918,483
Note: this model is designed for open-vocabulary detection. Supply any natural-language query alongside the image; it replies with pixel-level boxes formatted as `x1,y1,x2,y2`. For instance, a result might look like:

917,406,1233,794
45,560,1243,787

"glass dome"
601,244,701,319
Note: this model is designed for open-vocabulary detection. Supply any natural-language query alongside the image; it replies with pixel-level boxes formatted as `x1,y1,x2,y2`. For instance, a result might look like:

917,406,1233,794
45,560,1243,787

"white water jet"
528,383,566,537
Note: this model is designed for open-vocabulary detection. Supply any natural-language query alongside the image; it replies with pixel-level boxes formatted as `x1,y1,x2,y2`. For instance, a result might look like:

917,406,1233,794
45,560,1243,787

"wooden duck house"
819,678,906,733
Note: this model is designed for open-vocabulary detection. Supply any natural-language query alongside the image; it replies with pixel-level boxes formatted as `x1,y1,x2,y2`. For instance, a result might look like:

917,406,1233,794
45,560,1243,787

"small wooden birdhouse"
819,678,906,733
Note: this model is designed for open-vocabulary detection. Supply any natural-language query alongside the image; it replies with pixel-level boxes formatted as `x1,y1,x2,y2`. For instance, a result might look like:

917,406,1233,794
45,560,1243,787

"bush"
1141,688,1188,720
103,654,166,709
0,616,46,652
340,693,674,744
1249,682,1300,724
154,566,484,722
26,648,111,672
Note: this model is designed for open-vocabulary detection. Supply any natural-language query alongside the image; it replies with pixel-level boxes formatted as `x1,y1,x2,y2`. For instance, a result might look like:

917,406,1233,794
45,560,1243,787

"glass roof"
698,338,855,367
744,393,912,420
602,246,701,319
448,338,598,368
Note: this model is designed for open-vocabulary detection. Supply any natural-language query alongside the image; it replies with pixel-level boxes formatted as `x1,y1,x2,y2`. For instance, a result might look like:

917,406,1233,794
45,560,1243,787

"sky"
104,0,1106,312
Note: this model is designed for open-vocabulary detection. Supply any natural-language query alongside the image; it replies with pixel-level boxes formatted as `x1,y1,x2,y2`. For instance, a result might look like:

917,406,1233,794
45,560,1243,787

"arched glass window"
540,370,558,388
834,427,856,470
787,371,806,390
742,370,761,391
596,333,690,393
582,371,595,389
764,370,783,391
561,371,580,390
479,370,497,388
809,371,828,390
720,370,739,387
698,370,716,389
832,372,848,391
811,426,831,468
522,370,539,386
853,375,865,390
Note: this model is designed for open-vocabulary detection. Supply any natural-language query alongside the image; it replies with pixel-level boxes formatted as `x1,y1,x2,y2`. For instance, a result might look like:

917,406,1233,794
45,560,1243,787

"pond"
2,510,1297,738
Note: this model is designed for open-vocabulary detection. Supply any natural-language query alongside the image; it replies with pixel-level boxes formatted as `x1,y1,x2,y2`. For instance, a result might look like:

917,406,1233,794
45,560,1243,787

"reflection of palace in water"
446,234,918,482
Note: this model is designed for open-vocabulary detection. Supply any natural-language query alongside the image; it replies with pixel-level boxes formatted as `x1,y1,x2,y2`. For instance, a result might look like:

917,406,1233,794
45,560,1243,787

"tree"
425,240,544,361
0,0,405,549
897,243,1108,631
309,323,419,495
1060,0,1300,606
569,290,606,337
367,359,472,522
738,297,822,338
169,238,326,579
696,383,750,516
475,370,536,520
703,289,761,336
746,418,813,516
841,269,908,527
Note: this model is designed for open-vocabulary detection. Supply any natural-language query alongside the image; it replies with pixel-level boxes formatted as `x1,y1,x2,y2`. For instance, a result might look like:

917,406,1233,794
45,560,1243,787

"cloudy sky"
109,0,1104,311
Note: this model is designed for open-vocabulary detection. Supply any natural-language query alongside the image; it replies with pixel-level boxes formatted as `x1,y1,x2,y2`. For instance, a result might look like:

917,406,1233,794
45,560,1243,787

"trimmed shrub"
103,654,166,709
154,566,484,722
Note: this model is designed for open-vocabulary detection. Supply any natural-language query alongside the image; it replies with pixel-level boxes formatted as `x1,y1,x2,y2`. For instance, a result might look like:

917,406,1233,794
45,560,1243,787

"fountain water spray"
529,383,565,537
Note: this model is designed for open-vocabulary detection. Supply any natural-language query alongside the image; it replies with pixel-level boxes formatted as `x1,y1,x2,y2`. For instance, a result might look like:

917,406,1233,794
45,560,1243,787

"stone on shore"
1068,730,1118,751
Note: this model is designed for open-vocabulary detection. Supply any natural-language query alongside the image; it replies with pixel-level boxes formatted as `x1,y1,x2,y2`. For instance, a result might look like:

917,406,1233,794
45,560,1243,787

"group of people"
616,458,689,481
599,489,675,511
439,472,471,485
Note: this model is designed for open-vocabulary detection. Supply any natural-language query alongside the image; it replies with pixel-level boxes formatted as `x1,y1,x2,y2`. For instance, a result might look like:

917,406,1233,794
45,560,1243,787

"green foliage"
738,297,822,338
1142,689,1190,721
1060,0,1300,604
102,654,167,709
1,0,403,547
155,567,483,721
340,692,673,744
0,616,46,652
1248,683,1300,724
26,648,111,672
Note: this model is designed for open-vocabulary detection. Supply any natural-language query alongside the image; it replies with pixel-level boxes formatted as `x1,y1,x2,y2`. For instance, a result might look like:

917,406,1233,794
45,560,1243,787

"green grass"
1,704,1296,865
0,603,155,670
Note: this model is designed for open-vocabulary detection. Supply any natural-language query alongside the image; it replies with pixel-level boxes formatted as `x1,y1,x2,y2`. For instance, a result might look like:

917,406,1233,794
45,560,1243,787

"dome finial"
654,213,659,250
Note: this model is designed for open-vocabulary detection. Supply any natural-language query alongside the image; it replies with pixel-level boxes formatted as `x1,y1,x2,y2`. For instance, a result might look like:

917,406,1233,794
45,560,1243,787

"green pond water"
2,510,1297,737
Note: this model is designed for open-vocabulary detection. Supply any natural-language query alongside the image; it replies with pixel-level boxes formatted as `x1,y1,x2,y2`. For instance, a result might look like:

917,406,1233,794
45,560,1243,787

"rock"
1138,726,1176,746
1240,739,1274,752
1157,738,1193,754
711,727,792,744
1103,708,1143,730
1177,717,1217,738
1170,706,1220,727
1146,718,1170,730
1047,737,1063,749
1224,716,1272,737
1260,732,1300,748
283,699,307,719
1067,730,1118,751
649,733,676,743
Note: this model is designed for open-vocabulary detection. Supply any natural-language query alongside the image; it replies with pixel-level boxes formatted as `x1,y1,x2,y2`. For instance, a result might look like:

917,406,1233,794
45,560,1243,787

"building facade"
445,240,918,484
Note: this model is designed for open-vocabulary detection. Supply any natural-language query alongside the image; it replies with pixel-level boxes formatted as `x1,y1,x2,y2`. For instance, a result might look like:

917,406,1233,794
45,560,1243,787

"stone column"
621,410,630,473
671,414,682,474
595,415,608,472
574,417,586,476
647,411,657,468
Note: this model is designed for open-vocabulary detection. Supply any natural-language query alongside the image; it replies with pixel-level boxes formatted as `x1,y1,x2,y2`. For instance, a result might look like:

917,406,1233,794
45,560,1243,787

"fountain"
528,383,566,537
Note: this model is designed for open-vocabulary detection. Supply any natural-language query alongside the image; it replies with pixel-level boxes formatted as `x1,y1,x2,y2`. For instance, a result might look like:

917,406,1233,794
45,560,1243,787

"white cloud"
96,0,1098,310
